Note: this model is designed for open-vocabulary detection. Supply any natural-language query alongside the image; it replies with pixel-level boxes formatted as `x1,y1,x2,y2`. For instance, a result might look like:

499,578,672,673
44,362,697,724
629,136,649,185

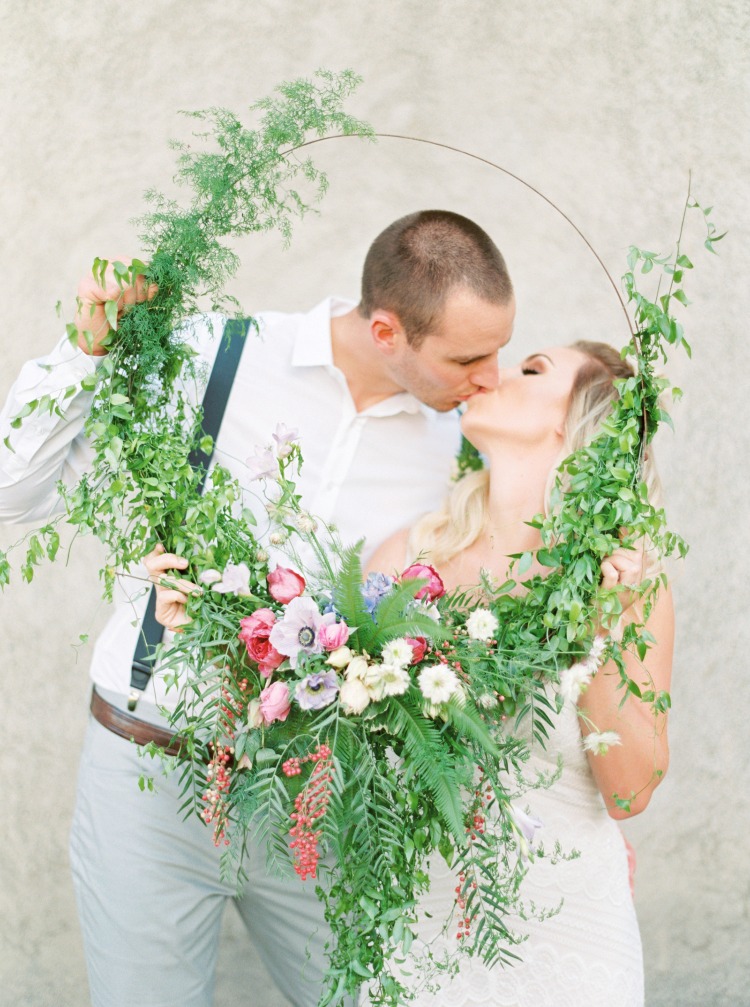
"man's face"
385,287,515,412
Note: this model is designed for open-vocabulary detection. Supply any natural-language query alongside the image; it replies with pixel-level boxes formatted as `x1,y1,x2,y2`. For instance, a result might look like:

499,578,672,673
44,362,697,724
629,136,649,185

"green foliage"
2,70,371,596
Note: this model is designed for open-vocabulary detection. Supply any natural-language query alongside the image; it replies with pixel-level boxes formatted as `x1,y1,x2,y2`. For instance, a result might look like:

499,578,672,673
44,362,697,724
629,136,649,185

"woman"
148,340,672,1007
360,340,673,1007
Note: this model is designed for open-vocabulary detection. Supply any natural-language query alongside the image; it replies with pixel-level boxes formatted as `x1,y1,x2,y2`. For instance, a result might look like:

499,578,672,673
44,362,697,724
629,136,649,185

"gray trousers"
70,709,356,1007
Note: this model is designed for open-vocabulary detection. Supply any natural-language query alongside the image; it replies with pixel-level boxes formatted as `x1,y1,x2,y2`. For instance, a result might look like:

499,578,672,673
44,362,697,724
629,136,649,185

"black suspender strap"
128,317,251,710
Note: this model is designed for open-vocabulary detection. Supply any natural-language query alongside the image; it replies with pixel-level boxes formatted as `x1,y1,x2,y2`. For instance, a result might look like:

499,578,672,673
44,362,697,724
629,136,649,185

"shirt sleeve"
0,334,105,523
0,314,225,525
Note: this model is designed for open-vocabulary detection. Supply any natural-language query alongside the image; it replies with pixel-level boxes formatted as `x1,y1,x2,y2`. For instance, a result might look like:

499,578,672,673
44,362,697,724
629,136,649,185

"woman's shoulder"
365,527,414,578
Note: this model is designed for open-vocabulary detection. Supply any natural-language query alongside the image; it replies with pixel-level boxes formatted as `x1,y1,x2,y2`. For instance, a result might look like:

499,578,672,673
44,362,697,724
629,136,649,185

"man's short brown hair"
359,210,513,347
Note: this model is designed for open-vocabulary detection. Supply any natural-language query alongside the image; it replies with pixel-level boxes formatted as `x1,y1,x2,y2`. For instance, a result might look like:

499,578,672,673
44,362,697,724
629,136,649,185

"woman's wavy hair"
408,340,662,566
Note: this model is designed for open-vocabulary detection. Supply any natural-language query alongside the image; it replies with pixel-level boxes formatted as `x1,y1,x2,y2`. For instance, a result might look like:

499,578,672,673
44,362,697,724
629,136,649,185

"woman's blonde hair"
408,340,662,566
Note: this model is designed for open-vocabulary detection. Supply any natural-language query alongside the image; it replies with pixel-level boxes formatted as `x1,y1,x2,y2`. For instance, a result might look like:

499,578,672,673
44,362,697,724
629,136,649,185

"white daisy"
418,664,460,705
381,638,414,668
466,608,499,642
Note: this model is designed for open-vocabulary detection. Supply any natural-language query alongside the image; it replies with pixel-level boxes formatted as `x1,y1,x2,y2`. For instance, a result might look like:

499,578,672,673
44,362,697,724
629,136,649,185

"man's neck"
330,308,405,412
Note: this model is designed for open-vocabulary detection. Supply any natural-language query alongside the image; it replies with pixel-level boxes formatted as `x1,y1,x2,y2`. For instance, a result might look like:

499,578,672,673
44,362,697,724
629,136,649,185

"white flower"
296,512,318,534
209,561,252,596
272,423,299,458
364,663,411,700
477,692,499,709
558,661,592,704
327,645,353,669
582,730,622,755
381,638,414,669
419,602,441,622
198,568,222,585
466,608,499,642
245,447,277,481
269,530,288,546
510,805,543,862
339,677,371,715
345,655,370,681
418,664,460,705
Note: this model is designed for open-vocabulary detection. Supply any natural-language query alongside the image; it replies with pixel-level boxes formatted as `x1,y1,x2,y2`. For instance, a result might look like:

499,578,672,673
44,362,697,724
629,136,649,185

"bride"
360,339,673,1007
148,338,672,1007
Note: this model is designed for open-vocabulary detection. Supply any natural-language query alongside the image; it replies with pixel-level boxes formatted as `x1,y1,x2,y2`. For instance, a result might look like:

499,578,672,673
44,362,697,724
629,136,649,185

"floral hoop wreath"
0,71,722,1007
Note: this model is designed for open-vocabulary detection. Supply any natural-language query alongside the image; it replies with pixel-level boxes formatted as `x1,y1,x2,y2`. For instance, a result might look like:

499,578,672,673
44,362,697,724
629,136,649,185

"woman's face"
461,345,589,452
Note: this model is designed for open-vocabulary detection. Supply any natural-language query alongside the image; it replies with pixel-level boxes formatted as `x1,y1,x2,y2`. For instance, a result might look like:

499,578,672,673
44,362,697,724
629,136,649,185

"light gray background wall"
1,3,747,1006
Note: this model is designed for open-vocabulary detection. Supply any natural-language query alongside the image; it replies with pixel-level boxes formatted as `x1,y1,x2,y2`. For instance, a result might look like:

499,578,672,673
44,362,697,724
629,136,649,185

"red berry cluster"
454,771,491,940
288,743,334,881
200,677,250,847
201,743,233,846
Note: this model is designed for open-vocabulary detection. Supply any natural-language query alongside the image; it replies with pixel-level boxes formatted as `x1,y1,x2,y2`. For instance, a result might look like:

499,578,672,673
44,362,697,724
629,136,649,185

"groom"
0,210,515,1007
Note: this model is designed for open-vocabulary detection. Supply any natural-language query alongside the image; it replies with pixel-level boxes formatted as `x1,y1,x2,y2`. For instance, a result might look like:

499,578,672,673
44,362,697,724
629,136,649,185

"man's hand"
76,258,158,356
143,544,201,632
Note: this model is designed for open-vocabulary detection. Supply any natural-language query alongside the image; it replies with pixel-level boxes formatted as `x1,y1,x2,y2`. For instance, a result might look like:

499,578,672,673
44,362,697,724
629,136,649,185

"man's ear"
370,310,405,356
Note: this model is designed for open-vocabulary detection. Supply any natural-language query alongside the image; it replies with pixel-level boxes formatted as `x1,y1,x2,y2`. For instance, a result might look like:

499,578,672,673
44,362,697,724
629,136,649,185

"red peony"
238,608,285,677
400,563,445,601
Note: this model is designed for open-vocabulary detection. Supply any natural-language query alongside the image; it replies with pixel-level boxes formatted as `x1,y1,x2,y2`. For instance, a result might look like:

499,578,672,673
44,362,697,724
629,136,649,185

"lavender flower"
294,670,340,710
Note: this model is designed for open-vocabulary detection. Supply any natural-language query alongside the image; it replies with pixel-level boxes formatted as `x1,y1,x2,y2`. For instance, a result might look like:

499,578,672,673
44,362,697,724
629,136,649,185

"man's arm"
0,260,157,524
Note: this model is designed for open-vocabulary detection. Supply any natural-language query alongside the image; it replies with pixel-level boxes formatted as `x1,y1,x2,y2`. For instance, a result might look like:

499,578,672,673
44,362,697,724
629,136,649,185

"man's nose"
470,355,500,390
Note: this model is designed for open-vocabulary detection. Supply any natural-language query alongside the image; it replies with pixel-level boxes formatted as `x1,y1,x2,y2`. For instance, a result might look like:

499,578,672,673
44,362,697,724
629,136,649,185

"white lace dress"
360,695,644,1007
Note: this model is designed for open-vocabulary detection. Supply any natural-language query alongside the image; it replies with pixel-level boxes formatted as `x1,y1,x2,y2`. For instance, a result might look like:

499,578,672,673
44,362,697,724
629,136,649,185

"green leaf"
104,299,119,331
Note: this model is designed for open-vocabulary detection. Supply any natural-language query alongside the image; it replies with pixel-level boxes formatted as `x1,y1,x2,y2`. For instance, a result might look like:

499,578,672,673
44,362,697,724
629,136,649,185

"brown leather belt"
90,687,186,758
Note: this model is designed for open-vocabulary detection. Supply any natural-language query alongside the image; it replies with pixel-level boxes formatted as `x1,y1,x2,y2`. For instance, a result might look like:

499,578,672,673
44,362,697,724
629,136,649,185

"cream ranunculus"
327,645,354,669
339,677,371,715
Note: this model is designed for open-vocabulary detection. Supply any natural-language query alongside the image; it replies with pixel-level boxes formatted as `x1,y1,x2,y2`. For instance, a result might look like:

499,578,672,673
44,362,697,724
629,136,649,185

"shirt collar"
291,296,429,418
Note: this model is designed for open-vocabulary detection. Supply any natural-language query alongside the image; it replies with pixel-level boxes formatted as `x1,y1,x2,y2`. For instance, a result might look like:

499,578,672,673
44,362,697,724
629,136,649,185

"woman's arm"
579,584,674,819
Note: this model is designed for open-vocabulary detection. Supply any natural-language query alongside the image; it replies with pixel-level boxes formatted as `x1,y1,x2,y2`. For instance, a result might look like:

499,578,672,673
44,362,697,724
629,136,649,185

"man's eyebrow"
451,350,497,364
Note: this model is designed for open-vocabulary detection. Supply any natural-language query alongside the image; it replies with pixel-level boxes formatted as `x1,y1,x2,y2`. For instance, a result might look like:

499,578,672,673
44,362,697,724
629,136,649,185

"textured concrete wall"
1,2,748,1005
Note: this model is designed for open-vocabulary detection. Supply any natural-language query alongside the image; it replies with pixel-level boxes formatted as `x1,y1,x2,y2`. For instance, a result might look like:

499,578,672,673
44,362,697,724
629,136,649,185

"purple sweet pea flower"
209,562,252,596
294,670,340,711
269,596,325,668
361,572,394,615
272,423,299,458
245,447,277,481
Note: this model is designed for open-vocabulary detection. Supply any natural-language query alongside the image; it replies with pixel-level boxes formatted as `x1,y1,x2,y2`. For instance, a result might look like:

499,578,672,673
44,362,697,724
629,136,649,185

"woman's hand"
143,544,201,632
599,537,647,614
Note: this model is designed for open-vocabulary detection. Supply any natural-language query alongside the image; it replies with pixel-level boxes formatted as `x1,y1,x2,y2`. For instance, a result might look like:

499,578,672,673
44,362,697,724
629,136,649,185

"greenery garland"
0,69,724,1007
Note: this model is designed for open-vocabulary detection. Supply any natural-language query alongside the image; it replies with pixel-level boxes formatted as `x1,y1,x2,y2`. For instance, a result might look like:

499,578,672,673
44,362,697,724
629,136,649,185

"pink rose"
259,680,292,725
317,617,351,652
405,636,428,664
238,609,285,677
267,566,306,604
401,563,445,601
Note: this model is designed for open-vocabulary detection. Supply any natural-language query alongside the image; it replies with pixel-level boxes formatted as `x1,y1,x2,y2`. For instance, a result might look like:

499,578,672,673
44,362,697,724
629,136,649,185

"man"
0,210,515,1007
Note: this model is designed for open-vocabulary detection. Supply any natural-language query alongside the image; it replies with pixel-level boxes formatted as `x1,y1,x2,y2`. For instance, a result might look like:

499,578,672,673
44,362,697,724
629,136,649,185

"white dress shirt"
0,297,460,706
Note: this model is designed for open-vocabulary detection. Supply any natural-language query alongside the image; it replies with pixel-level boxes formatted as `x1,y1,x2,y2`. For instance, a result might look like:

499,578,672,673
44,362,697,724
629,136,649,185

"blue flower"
361,572,394,615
